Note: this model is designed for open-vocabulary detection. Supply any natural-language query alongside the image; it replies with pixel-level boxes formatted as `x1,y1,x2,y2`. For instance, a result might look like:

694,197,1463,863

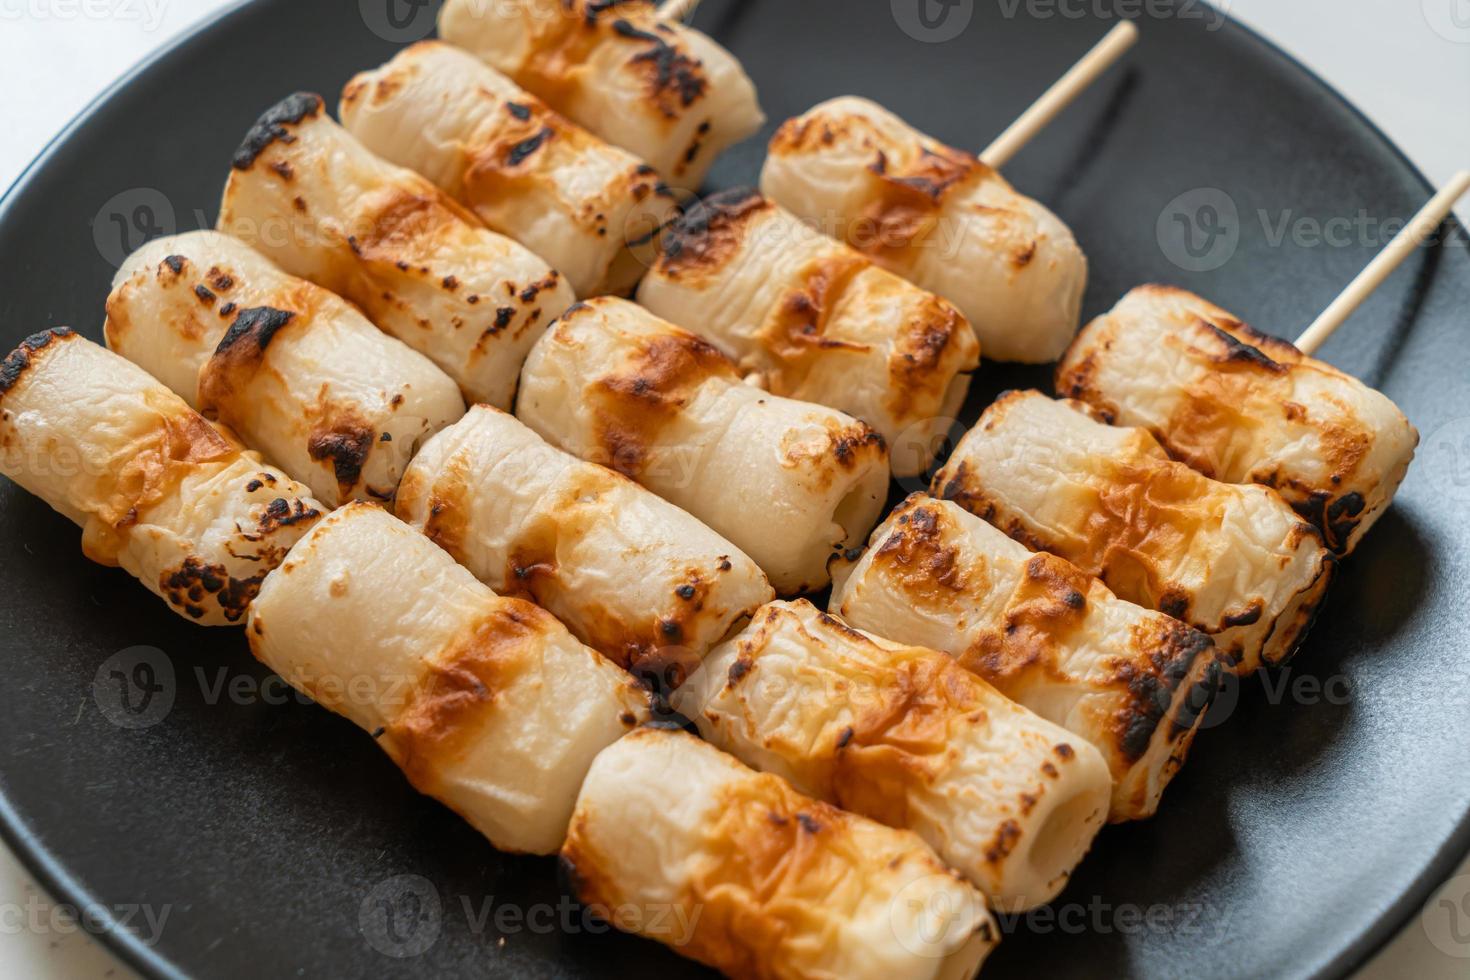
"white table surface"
0,2,1467,977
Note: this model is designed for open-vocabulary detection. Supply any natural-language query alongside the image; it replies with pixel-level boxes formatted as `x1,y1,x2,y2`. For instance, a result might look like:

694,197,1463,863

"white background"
0,1,1467,977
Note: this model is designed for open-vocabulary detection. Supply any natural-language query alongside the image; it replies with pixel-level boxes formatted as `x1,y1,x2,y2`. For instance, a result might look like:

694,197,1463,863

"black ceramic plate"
2,1,1468,978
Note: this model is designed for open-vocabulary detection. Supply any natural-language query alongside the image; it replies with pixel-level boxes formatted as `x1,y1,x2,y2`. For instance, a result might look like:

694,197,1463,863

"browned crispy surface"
585,318,739,478
383,600,551,793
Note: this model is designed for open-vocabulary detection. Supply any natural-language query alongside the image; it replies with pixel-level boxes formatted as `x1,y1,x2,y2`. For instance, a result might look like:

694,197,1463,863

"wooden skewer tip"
1294,170,1470,355
980,19,1140,169
658,0,702,22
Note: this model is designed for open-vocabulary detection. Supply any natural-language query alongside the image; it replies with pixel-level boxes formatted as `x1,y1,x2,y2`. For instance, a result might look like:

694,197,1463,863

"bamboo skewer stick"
1294,170,1470,355
980,19,1139,169
658,0,702,21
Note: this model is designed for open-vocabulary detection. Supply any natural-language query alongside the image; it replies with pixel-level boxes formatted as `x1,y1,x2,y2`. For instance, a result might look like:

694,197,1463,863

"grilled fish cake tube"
105,231,466,508
760,97,1087,364
1056,285,1418,555
341,42,680,298
246,503,648,855
561,727,998,979
934,391,1334,674
673,600,1111,909
218,92,575,409
830,494,1222,821
0,329,322,625
395,404,773,683
637,188,980,477
438,0,763,192
515,297,890,595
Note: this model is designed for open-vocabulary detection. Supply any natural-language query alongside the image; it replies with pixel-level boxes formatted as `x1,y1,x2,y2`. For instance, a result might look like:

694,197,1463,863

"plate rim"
0,2,1465,978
